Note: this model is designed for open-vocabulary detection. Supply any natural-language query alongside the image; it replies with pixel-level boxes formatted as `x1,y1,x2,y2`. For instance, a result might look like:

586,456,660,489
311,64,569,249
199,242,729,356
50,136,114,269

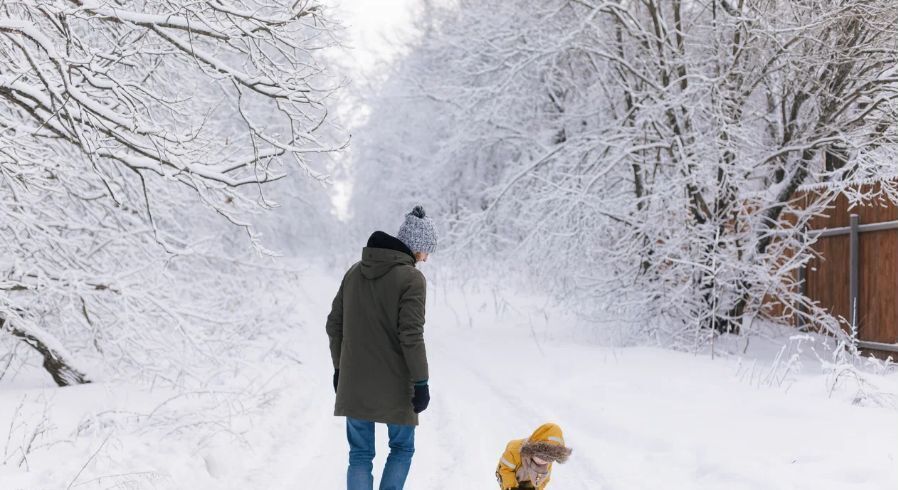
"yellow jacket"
496,423,567,489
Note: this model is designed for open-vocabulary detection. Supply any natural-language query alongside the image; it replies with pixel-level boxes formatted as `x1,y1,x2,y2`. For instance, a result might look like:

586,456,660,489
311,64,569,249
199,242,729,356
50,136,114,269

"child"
495,423,573,489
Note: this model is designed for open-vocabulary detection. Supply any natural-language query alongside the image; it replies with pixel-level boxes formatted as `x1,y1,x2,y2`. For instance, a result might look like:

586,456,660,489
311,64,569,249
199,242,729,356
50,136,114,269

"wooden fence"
800,186,898,356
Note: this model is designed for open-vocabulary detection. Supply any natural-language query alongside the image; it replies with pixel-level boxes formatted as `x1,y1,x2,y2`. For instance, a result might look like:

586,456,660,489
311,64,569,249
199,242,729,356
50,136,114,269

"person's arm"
325,277,345,371
397,270,428,382
497,442,520,489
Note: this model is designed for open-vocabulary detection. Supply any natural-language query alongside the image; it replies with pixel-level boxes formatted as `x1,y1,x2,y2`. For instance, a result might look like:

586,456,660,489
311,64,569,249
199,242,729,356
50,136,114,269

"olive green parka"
326,232,429,426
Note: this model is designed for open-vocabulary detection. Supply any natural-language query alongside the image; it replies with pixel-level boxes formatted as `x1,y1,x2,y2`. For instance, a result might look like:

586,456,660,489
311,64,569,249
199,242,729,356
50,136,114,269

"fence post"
849,214,860,341
797,261,807,330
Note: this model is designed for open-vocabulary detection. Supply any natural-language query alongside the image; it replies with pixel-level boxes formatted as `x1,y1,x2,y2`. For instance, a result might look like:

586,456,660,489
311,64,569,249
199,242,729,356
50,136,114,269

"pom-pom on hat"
397,205,438,254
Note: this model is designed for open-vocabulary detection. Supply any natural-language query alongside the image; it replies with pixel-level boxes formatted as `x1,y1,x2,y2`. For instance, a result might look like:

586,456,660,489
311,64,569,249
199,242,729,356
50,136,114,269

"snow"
0,265,896,489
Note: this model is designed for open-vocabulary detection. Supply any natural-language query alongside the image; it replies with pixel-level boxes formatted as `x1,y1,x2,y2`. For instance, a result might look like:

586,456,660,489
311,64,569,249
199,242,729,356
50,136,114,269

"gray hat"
397,205,438,254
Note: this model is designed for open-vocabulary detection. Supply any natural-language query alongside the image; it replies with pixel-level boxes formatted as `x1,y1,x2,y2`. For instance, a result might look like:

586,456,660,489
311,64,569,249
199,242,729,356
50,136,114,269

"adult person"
326,205,437,490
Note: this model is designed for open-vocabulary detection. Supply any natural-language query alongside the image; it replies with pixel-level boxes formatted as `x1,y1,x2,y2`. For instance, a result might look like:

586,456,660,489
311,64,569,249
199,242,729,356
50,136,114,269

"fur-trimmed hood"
520,423,573,463
521,440,573,463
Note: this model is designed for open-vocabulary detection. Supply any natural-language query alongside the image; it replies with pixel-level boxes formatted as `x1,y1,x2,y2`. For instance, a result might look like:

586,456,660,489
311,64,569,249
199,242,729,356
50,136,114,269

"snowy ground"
1,265,896,489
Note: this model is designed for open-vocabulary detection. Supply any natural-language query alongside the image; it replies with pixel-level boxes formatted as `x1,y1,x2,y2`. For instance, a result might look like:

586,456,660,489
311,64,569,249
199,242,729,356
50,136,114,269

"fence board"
859,229,898,344
806,235,851,327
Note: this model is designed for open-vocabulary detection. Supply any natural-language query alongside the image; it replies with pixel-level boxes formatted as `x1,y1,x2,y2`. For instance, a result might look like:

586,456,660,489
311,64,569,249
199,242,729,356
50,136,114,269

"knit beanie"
397,205,438,254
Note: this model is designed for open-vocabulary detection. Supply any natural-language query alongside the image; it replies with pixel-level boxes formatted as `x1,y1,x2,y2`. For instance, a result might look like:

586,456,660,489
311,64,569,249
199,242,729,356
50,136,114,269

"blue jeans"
346,417,415,490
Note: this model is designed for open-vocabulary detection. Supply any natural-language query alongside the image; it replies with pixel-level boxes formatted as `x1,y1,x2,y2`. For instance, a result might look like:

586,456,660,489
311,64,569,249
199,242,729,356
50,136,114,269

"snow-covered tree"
351,0,898,348
0,0,341,385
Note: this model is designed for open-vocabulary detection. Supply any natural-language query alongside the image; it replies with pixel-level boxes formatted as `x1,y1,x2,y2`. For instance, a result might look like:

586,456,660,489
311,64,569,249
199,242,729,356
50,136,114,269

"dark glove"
412,383,430,413
333,369,339,393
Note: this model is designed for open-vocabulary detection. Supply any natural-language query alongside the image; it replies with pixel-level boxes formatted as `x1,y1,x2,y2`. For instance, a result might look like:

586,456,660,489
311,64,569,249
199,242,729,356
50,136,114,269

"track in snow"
255,268,898,490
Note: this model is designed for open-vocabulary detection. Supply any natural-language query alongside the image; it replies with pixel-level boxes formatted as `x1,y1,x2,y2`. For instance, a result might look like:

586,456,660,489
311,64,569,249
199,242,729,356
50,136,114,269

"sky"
327,0,424,219
334,0,421,77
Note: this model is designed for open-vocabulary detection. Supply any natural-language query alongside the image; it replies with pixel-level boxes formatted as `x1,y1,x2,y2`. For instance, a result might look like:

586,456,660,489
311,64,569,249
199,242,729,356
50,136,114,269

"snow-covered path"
1,266,896,489
256,268,897,490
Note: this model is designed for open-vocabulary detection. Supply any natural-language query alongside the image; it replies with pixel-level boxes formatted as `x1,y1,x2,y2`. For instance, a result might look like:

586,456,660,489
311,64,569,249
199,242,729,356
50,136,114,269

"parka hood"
361,231,415,279
529,422,564,444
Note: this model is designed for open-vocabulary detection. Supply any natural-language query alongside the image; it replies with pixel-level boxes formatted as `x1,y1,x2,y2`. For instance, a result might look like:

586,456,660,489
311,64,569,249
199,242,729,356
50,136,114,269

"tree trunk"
1,315,91,386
